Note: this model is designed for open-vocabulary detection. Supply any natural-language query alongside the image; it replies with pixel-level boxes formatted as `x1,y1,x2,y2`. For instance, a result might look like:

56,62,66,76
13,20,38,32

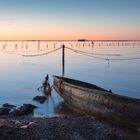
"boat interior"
54,76,108,92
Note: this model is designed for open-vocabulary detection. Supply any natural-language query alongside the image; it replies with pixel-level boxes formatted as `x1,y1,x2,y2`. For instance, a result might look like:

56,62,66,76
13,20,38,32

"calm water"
0,41,140,117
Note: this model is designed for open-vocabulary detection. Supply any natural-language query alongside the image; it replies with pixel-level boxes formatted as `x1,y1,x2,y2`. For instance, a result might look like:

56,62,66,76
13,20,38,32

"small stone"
10,104,37,117
15,120,21,125
20,122,36,129
2,103,16,109
64,116,67,119
0,108,10,115
19,104,37,114
0,119,6,127
20,125,28,129
10,109,23,116
33,96,46,103
28,122,36,127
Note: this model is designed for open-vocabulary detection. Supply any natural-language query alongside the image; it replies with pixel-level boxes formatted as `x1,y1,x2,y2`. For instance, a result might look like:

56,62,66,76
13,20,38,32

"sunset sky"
0,0,140,40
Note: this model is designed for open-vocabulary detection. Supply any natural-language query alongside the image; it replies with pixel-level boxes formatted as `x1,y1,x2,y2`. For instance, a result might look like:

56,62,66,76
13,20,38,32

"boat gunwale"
53,75,108,91
53,75,140,103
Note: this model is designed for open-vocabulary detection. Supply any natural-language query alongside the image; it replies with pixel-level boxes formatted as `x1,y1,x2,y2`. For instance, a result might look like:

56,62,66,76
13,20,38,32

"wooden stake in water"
62,45,65,76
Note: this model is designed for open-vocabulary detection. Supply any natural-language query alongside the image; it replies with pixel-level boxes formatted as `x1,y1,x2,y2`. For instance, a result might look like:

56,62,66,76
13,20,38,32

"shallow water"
0,41,140,117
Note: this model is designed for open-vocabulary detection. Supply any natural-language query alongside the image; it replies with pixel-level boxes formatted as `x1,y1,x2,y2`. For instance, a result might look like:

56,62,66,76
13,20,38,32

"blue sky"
0,0,140,40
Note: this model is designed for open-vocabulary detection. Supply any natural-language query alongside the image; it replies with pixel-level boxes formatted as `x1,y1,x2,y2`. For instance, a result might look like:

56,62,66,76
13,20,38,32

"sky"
0,0,140,40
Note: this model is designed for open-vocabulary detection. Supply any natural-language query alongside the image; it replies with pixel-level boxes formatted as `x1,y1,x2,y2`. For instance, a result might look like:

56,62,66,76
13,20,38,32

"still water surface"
0,41,140,117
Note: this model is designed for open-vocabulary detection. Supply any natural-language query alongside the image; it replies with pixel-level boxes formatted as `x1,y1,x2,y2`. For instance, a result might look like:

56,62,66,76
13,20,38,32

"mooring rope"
22,47,62,57
0,50,24,56
78,51,140,61
0,47,62,57
65,47,140,61
65,46,140,56
1,45,140,61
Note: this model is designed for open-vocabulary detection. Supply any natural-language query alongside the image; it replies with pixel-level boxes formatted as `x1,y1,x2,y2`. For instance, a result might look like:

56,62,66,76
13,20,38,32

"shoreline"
0,115,140,140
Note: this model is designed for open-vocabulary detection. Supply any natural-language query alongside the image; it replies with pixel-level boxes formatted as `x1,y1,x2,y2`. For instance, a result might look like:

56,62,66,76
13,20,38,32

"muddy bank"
0,116,140,140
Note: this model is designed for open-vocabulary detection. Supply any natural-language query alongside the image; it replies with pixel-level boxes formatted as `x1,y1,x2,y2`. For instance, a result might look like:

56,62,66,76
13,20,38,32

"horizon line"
0,39,140,42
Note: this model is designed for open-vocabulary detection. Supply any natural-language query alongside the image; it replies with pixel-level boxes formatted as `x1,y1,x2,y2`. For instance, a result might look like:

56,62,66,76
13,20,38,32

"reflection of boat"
53,76,140,131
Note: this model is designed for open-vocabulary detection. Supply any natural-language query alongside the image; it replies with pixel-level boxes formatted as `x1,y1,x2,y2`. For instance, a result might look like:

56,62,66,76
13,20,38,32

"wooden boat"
53,76,140,131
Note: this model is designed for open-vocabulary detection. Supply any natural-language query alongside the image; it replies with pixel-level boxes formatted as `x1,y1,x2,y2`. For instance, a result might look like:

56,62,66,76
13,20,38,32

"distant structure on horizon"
78,39,87,42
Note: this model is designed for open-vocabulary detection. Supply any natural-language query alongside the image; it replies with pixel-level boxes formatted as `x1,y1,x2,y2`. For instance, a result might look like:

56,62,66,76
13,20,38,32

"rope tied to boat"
37,75,48,90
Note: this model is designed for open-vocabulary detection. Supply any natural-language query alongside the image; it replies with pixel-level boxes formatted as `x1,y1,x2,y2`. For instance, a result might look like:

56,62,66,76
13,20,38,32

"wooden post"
62,45,65,76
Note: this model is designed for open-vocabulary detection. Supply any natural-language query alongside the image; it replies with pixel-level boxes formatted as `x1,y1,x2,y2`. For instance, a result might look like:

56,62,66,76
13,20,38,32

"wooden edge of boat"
53,75,140,131
53,75,140,102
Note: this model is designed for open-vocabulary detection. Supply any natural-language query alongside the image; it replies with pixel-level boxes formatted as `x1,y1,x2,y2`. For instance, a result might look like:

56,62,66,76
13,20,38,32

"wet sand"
0,116,140,140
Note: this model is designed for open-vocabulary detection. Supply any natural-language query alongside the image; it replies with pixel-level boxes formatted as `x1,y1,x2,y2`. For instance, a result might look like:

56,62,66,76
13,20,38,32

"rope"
0,47,62,57
79,52,140,61
0,50,24,56
22,47,62,57
1,45,140,61
65,47,140,61
65,46,140,56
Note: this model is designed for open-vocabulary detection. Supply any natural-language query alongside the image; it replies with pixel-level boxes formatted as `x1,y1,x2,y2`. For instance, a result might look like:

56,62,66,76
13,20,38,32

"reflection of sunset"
0,41,140,100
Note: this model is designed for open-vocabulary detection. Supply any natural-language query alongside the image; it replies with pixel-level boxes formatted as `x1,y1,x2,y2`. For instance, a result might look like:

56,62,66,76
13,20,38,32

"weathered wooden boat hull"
53,76,140,131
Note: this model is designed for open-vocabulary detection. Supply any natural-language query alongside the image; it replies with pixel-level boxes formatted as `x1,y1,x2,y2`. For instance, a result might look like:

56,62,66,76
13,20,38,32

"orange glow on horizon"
0,18,139,41
0,31,140,41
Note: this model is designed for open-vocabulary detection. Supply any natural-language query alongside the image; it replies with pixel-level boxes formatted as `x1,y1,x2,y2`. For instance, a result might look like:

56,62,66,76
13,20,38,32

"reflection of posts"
3,45,5,50
92,41,94,47
38,40,40,51
15,44,17,50
107,59,110,71
26,43,28,50
118,42,119,46
62,45,65,76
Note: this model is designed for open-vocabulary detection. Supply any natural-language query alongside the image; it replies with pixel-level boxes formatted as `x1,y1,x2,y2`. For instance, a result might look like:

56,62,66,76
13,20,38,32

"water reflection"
0,40,140,117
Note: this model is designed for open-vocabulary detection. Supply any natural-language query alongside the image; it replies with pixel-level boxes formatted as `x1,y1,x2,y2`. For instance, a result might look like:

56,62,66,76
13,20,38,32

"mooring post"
62,45,65,76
